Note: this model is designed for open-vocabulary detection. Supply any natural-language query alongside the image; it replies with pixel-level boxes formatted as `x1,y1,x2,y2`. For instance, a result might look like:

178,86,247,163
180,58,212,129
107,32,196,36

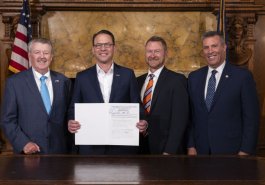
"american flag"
8,0,32,73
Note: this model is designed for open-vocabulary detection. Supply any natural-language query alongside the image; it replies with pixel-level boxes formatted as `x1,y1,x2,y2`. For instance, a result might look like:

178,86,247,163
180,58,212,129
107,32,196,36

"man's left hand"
136,120,148,133
238,151,249,156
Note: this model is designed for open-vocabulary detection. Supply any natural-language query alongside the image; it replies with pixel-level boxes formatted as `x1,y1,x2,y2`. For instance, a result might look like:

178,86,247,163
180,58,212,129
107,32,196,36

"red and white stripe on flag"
8,0,32,73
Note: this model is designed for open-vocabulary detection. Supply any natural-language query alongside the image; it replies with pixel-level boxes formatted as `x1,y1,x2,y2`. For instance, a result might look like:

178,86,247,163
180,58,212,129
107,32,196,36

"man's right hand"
68,120,81,133
23,142,40,154
187,147,197,156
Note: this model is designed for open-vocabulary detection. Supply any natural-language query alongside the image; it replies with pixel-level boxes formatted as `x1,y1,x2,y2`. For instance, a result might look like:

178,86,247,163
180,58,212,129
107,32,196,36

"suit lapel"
150,68,168,112
138,74,148,93
50,71,60,114
199,67,209,111
109,63,120,103
25,68,48,114
211,63,231,110
90,65,104,102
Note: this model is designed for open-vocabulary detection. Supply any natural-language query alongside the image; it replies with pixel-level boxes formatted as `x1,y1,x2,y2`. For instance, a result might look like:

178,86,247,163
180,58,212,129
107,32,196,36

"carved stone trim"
226,14,256,70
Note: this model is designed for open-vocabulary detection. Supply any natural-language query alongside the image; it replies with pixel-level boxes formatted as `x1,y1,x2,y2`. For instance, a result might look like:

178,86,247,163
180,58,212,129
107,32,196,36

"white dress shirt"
141,66,164,102
32,68,54,105
204,61,226,99
96,63,114,103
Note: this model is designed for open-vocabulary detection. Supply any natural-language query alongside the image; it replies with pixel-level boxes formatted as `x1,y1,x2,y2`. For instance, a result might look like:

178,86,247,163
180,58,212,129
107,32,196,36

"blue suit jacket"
68,63,141,155
1,68,72,154
188,63,260,155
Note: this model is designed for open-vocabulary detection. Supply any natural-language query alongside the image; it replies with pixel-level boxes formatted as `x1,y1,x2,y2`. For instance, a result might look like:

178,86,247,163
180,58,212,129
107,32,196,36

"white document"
75,103,139,146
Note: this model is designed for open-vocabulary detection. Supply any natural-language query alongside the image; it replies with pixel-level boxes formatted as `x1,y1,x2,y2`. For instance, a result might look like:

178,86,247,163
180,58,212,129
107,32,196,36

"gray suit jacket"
1,68,72,154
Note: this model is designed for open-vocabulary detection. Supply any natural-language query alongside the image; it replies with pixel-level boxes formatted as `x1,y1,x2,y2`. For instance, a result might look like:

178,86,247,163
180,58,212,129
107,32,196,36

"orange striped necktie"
143,74,155,114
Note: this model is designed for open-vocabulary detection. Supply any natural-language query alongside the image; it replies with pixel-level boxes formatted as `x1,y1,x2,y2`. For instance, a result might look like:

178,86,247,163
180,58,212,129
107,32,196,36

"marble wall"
41,11,216,77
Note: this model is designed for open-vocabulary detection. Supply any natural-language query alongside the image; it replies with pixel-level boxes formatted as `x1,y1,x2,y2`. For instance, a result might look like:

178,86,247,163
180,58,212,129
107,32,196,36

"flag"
8,0,32,73
217,0,226,38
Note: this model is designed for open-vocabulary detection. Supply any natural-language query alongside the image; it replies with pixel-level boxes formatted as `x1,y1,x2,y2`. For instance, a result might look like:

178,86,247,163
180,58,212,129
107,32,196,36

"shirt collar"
96,63,114,75
208,61,226,75
32,67,50,80
148,65,164,78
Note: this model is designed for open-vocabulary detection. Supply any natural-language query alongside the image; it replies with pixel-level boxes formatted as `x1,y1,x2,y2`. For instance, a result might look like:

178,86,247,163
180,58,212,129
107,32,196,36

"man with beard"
187,31,260,155
1,38,72,154
68,29,148,155
137,36,189,154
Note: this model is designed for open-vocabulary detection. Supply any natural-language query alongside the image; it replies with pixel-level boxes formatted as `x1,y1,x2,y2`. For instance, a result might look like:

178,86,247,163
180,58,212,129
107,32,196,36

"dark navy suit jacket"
68,63,141,155
137,67,189,154
188,63,260,155
1,68,72,154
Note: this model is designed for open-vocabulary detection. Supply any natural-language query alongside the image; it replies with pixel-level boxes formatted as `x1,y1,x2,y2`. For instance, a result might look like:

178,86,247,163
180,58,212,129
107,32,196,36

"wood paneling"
0,155,265,184
254,14,265,156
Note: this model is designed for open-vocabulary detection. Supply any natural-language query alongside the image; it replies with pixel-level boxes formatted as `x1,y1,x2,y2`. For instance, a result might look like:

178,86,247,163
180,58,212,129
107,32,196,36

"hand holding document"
75,103,139,146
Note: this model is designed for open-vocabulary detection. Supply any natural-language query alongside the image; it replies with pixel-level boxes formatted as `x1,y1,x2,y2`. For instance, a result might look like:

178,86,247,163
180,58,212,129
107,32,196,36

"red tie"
143,74,155,114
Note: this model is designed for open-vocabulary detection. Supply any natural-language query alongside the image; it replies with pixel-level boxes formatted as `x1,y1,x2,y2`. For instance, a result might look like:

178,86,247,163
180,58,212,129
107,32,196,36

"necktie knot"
211,70,217,76
40,76,47,82
149,73,155,80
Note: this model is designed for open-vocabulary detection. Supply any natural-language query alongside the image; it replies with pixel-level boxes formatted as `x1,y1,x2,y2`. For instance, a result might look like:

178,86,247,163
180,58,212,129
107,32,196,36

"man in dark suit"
137,36,189,155
187,31,260,155
68,29,148,155
1,38,72,154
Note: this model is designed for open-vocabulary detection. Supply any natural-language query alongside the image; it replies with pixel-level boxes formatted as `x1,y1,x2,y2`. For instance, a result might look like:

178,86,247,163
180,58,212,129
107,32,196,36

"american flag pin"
55,80,60,83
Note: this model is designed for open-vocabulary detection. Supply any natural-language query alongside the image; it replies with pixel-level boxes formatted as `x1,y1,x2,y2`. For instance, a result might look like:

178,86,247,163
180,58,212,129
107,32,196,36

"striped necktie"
40,76,51,114
143,74,155,114
205,70,217,111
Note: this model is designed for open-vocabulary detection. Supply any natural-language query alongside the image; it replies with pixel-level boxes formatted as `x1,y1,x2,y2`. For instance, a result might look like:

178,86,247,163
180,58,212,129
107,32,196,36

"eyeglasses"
93,43,114,49
146,50,162,55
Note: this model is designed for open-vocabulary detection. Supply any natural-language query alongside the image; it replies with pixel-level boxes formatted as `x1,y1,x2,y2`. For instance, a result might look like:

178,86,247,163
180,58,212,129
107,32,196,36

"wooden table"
0,155,265,185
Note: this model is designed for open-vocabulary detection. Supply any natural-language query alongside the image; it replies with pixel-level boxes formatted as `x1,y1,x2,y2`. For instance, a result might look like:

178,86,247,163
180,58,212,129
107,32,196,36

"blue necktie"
205,70,217,111
40,76,51,114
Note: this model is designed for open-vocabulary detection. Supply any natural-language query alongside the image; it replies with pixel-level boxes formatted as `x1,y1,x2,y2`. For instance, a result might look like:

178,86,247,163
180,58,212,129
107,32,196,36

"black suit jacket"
1,68,72,154
137,67,189,154
68,63,142,155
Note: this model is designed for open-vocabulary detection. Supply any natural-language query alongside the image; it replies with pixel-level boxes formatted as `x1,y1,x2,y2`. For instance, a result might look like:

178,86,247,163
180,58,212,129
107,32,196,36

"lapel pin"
55,80,60,83
225,75,229,78
116,74,120,77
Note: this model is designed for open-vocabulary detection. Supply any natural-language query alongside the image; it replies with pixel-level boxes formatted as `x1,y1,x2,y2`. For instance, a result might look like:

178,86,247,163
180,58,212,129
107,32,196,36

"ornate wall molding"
0,0,263,12
0,0,264,74
1,0,264,64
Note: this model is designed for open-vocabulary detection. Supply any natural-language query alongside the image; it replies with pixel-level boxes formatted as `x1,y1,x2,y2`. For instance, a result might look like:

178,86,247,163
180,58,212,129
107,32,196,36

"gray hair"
28,38,53,54
202,31,225,45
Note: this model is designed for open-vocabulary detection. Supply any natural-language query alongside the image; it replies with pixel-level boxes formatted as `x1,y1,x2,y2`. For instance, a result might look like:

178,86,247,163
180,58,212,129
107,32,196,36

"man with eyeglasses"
67,29,148,155
137,36,189,155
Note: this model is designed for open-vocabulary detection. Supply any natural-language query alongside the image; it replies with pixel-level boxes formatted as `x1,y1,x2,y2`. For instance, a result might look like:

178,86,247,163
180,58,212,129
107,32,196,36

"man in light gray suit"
1,38,72,154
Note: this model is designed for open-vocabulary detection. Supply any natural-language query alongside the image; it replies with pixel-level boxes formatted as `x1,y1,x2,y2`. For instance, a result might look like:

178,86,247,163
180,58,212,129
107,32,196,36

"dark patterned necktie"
205,70,217,111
